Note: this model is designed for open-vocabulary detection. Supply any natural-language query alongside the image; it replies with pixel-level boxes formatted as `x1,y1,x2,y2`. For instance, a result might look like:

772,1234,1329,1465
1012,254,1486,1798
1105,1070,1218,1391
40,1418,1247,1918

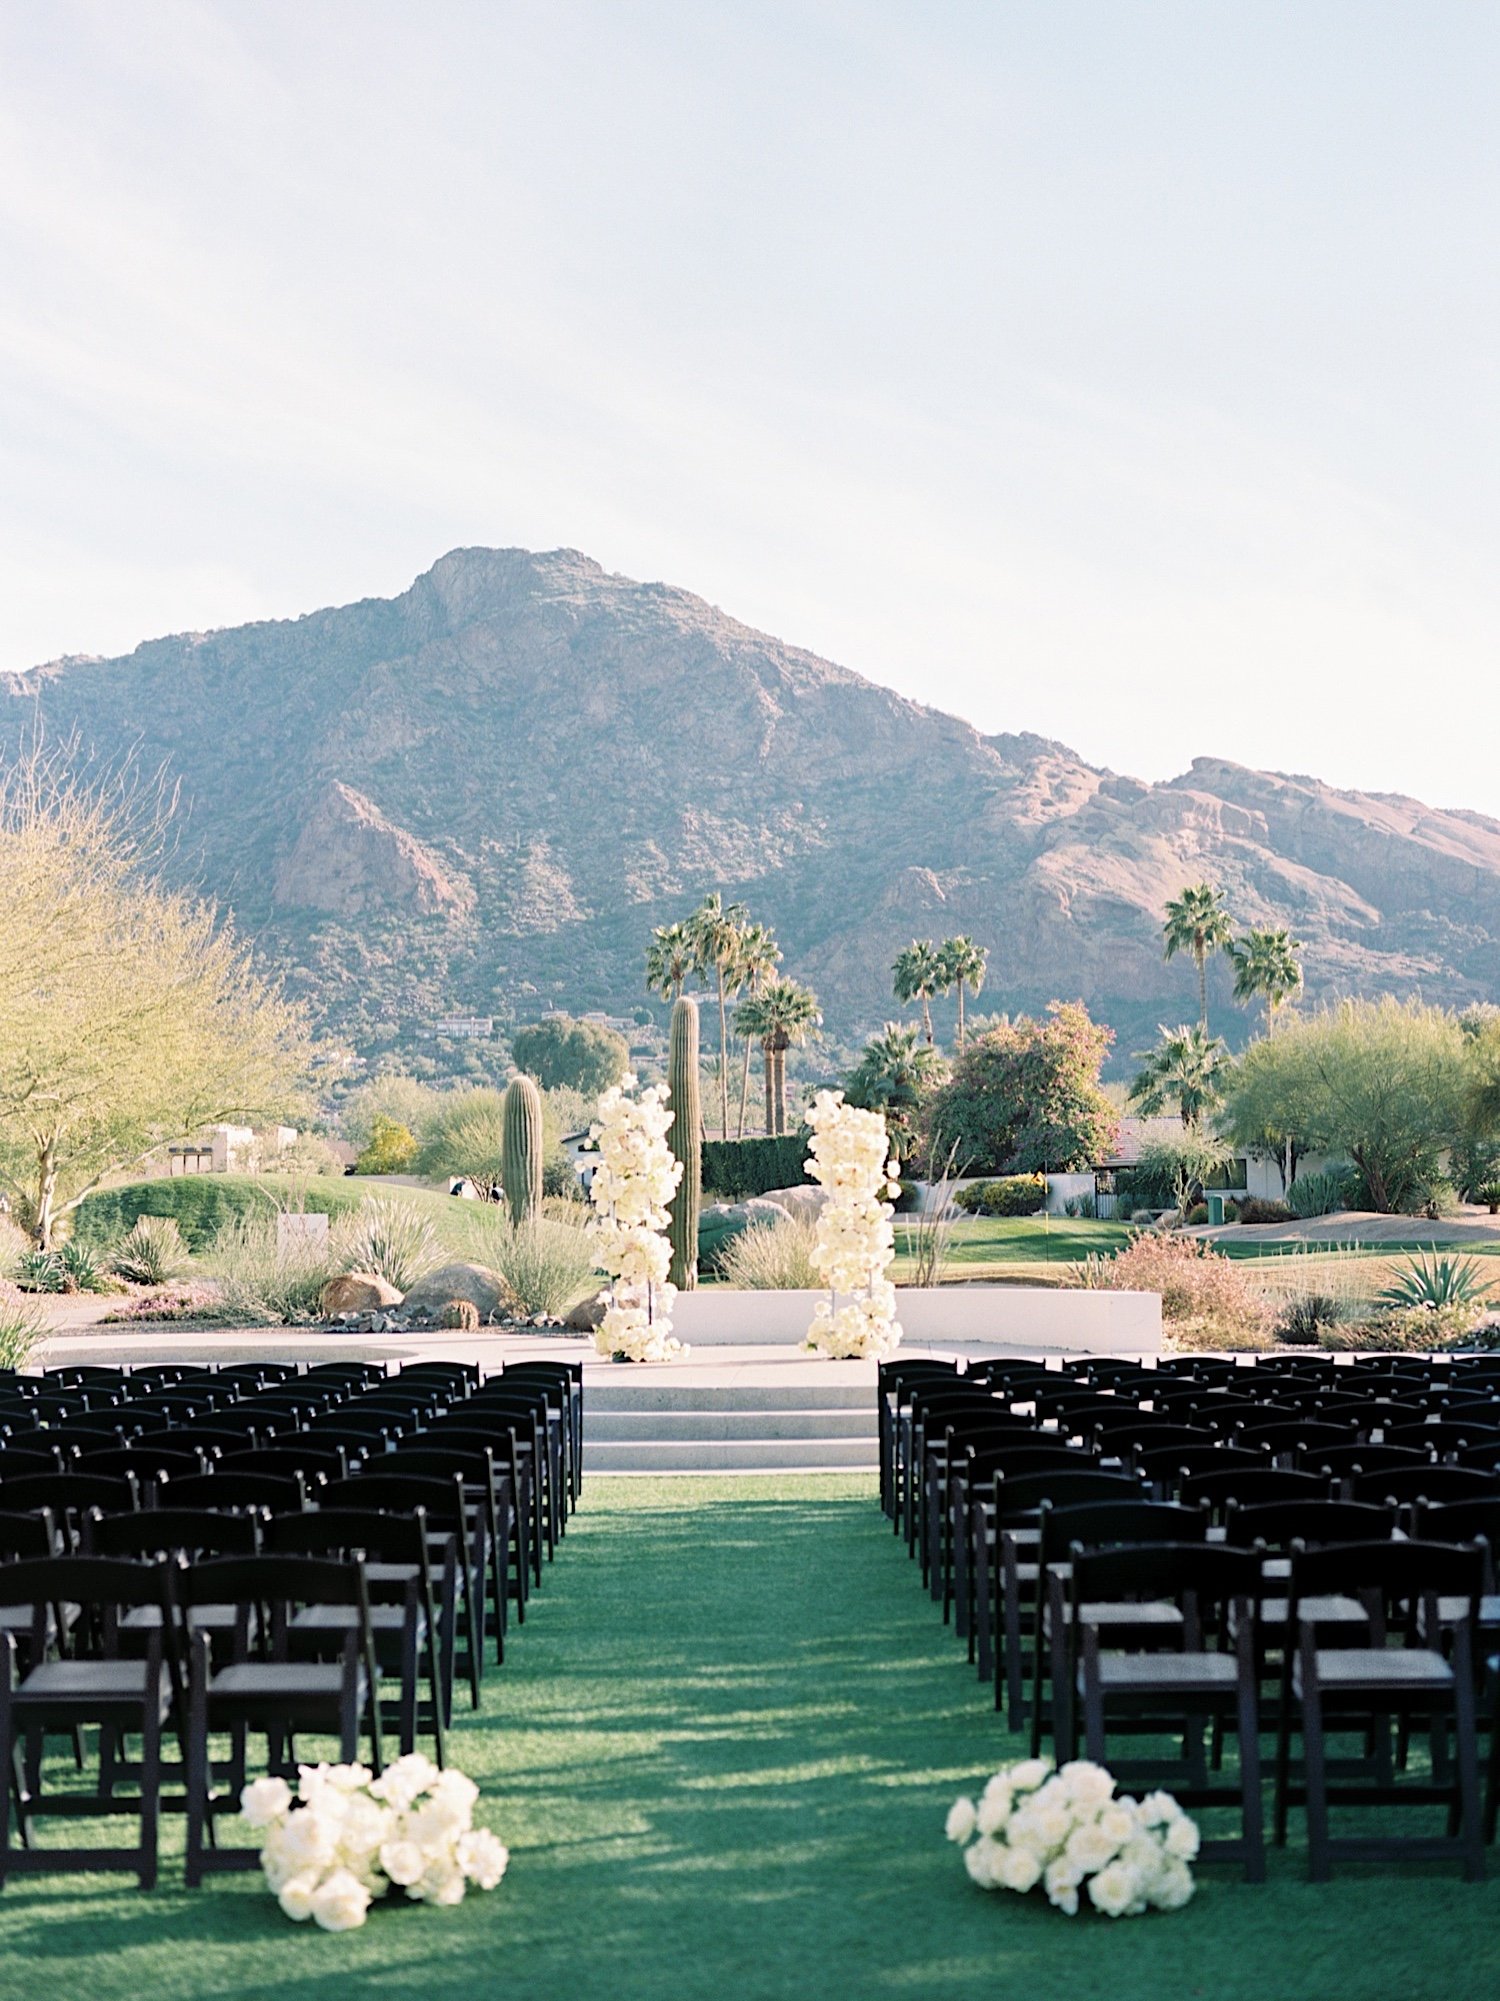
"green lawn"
1,1479,1496,2000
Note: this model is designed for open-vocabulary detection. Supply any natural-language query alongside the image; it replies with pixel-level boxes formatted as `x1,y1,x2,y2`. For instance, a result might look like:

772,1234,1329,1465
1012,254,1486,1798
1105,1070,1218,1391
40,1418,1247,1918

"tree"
414,1088,508,1198
1162,883,1233,1032
734,978,821,1137
339,1072,444,1153
938,935,988,1047
892,939,944,1046
1220,997,1469,1214
733,922,781,1139
921,1002,1118,1175
687,893,749,1139
1128,1024,1227,1127
644,921,696,1002
1229,928,1303,1038
1133,1128,1232,1219
510,1015,628,1097
355,1114,420,1175
843,1024,948,1162
0,758,311,1246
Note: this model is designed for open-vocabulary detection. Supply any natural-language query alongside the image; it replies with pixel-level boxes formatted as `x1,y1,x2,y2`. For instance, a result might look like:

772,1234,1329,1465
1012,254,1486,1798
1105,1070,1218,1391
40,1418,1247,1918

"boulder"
758,1184,827,1223
321,1271,402,1318
565,1293,608,1333
401,1261,521,1323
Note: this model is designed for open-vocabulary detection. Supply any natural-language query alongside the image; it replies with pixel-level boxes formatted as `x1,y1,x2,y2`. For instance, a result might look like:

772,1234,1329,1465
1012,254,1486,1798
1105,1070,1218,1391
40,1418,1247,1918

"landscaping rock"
565,1293,607,1332
401,1261,521,1324
757,1185,826,1223
321,1271,403,1318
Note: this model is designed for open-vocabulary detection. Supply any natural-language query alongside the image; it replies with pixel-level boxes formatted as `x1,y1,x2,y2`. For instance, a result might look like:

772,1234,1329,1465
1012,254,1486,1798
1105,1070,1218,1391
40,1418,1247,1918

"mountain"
5,546,1500,1069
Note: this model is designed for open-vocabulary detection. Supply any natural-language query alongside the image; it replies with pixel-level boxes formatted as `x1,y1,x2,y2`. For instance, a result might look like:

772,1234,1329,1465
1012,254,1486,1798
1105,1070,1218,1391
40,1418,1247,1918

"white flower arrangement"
946,1758,1198,1918
588,1076,686,1363
803,1090,902,1359
241,1756,509,1930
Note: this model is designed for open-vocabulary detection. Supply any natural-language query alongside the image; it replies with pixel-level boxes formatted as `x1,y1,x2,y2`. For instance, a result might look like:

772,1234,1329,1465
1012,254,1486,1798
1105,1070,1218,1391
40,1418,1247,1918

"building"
430,1015,495,1040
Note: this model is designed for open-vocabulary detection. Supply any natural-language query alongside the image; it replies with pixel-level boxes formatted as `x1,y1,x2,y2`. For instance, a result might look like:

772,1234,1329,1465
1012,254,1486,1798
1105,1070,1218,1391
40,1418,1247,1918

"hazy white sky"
1,2,1496,806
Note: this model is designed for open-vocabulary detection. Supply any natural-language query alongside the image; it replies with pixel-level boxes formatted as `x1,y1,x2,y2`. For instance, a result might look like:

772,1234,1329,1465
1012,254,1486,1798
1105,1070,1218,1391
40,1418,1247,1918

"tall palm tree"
734,922,781,1138
844,1022,947,1160
1128,1023,1227,1127
687,892,749,1138
644,921,695,1002
1162,883,1234,1033
892,939,943,1046
938,935,988,1047
1229,927,1303,1038
735,977,821,1136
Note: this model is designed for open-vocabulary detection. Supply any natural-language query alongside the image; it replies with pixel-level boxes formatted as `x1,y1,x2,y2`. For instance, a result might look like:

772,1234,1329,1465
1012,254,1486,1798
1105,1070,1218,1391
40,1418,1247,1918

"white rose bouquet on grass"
588,1077,686,1364
945,1758,1198,1918
803,1090,903,1360
241,1756,509,1931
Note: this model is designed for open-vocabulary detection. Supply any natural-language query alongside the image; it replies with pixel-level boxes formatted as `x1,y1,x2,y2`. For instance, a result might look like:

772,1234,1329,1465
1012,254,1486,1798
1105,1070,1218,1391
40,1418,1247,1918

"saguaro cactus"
667,995,702,1291
501,1073,545,1225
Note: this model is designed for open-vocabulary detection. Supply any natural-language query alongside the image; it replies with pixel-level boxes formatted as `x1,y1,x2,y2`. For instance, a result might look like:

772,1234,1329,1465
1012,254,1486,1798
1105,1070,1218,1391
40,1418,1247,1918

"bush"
110,1215,193,1287
101,1281,225,1324
1377,1251,1488,1312
14,1247,64,1293
701,1133,810,1201
0,1281,43,1368
204,1216,335,1325
1476,1181,1500,1215
1320,1303,1479,1351
1072,1232,1270,1350
0,1217,26,1282
458,1212,598,1318
1286,1168,1356,1219
1185,1203,1209,1226
329,1198,444,1294
953,1175,1048,1218
1276,1293,1343,1346
717,1215,820,1290
73,1176,362,1253
56,1241,109,1294
1237,1197,1294,1225
355,1114,420,1176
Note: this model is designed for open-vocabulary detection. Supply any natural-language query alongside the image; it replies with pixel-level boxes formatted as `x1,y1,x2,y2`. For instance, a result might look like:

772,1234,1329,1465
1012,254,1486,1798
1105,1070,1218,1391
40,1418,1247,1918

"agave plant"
111,1215,194,1287
55,1241,105,1293
1377,1251,1488,1312
14,1247,65,1294
329,1197,444,1295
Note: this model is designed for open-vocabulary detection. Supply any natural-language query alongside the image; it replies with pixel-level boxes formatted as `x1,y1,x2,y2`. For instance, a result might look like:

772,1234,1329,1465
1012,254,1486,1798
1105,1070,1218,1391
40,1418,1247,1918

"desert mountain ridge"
5,545,1499,1068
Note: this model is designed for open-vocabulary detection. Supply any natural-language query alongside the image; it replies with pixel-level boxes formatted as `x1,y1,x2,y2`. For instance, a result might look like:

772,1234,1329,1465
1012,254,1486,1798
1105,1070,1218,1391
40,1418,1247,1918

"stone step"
584,1383,872,1413
582,1436,879,1473
587,1408,876,1442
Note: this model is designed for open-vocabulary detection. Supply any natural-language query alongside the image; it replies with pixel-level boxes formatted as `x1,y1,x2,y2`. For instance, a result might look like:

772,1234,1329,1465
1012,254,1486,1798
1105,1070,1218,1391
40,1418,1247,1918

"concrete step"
585,1382,872,1413
587,1408,876,1442
583,1436,878,1473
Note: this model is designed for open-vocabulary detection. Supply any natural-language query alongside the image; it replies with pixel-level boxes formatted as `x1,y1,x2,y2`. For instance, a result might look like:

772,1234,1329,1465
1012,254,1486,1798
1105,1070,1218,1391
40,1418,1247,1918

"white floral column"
588,1077,687,1363
804,1089,903,1359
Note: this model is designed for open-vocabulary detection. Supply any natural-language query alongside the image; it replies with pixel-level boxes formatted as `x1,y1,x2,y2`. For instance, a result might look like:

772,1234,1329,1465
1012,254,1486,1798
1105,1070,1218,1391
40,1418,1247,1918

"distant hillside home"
1047,1117,1342,1217
166,1124,299,1176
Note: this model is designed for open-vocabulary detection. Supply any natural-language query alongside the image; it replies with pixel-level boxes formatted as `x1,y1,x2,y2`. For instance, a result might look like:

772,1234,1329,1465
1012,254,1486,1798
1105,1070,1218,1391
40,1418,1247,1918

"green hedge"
72,1175,366,1252
701,1133,810,1201
952,1174,1049,1218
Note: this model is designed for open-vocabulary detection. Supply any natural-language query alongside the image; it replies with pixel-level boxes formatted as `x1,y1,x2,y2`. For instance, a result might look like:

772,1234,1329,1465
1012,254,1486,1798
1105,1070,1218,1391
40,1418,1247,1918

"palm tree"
1162,883,1233,1032
644,921,695,1002
844,1023,947,1160
892,939,943,1046
1128,1023,1228,1127
734,922,782,1138
687,892,749,1138
938,935,988,1047
1229,928,1303,1038
735,978,821,1136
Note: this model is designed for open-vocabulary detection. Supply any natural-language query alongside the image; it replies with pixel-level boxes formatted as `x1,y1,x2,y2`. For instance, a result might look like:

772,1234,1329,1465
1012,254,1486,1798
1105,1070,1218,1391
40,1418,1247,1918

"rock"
758,1185,827,1223
321,1271,403,1318
401,1261,520,1323
565,1294,607,1333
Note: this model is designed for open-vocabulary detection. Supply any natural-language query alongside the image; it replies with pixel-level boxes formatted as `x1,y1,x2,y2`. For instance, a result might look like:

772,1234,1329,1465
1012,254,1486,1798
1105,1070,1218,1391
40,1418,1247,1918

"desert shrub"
0,1217,26,1281
1237,1197,1294,1225
1287,1167,1357,1219
55,1241,109,1293
921,1003,1116,1174
1276,1293,1343,1345
110,1215,193,1286
542,1151,580,1198
0,1281,43,1368
1222,1200,1240,1222
459,1212,597,1318
437,1298,481,1331
355,1114,420,1176
1185,1203,1209,1226
1129,1209,1157,1225
101,1281,225,1323
73,1175,361,1253
717,1215,820,1290
14,1247,64,1293
204,1215,336,1325
329,1197,444,1294
1377,1251,1488,1312
701,1133,810,1201
1320,1303,1479,1352
953,1175,1048,1218
1072,1232,1270,1350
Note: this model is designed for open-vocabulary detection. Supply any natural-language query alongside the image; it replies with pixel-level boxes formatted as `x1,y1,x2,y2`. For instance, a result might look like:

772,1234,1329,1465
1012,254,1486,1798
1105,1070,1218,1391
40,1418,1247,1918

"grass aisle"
1,1476,1498,2000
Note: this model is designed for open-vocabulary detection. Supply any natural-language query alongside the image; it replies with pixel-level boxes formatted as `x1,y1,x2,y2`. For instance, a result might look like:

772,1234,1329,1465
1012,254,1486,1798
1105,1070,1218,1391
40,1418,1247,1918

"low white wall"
671,1286,1160,1356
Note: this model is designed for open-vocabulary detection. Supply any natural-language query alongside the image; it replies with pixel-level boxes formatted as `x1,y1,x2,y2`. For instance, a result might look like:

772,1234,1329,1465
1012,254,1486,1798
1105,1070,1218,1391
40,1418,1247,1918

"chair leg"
184,1637,209,1889
139,1676,162,1892
0,1639,14,1889
1451,1642,1485,1883
1237,1674,1266,1884
1300,1666,1331,1883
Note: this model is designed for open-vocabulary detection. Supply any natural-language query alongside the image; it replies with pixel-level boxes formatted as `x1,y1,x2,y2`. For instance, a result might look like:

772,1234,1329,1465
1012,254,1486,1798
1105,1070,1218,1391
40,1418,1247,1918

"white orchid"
802,1093,901,1358
589,1076,687,1363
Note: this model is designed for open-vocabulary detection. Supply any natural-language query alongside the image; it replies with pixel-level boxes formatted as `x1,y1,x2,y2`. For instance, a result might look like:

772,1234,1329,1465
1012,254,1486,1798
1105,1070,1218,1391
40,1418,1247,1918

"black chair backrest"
0,1472,139,1517
1038,1498,1206,1565
1350,1465,1500,1506
0,1507,55,1559
972,1443,1097,1482
1069,1540,1263,1610
993,1469,1144,1520
1223,1497,1394,1550
263,1507,430,1564
323,1471,466,1525
1311,1443,1429,1478
1287,1537,1486,1621
173,1552,367,1612
84,1507,259,1559
1410,1494,1500,1544
1179,1466,1329,1515
166,1470,307,1512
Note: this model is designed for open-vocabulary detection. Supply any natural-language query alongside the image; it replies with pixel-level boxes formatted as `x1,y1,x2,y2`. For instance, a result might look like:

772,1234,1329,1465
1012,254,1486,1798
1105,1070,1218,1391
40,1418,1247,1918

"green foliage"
1161,882,1233,1029
1133,1128,1231,1217
204,1214,334,1324
1221,998,1470,1214
666,997,702,1291
1277,1293,1342,1345
415,1088,508,1196
734,979,822,1137
716,1215,820,1290
1236,1197,1294,1224
1286,1167,1357,1219
1228,928,1303,1035
355,1114,420,1175
702,1132,810,1200
329,1196,444,1293
339,1073,445,1153
921,1002,1117,1175
15,1246,64,1292
511,1015,628,1096
1127,1023,1226,1125
458,1212,598,1318
1378,1251,1488,1311
72,1174,361,1253
891,939,943,1043
109,1214,193,1286
0,1285,42,1368
501,1075,545,1225
843,1024,947,1160
952,1175,1048,1218
1477,1181,1500,1213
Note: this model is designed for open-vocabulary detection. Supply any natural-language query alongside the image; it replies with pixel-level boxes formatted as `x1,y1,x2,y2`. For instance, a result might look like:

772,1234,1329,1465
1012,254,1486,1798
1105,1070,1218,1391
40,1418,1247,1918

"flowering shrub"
1072,1231,1271,1351
588,1077,685,1363
803,1091,902,1360
242,1756,508,1931
101,1280,226,1323
946,1758,1197,1918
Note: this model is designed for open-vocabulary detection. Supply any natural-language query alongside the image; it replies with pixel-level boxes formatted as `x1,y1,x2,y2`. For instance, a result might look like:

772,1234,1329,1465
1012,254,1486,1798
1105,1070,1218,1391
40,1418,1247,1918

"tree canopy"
510,1014,628,1097
843,1023,948,1162
1128,1023,1227,1126
921,1002,1117,1175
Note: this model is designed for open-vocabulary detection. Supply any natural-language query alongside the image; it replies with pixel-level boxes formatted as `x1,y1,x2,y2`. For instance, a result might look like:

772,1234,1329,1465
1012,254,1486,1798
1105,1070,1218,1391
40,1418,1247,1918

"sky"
1,1,1496,808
